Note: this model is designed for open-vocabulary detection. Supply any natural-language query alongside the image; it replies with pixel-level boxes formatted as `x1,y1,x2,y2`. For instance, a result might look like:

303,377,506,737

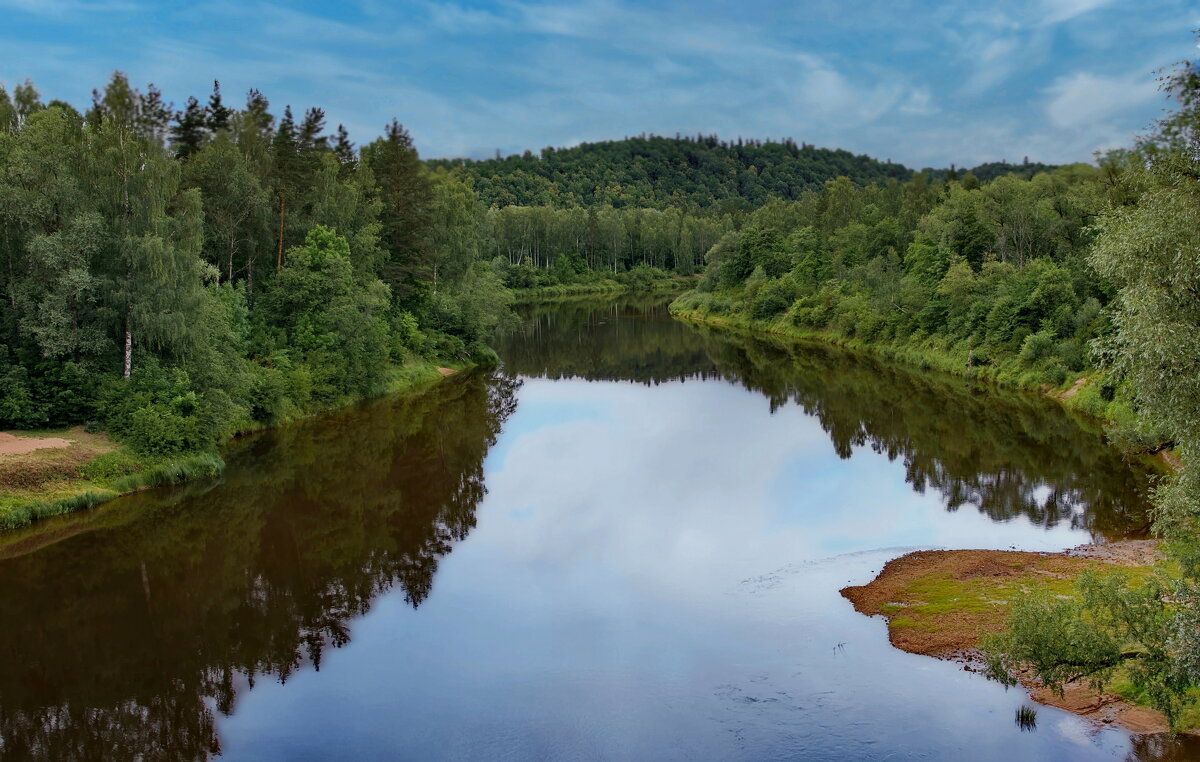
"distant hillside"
428,135,913,210
929,159,1061,184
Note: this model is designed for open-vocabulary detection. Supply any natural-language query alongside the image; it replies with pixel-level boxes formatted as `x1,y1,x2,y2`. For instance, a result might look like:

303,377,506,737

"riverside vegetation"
0,72,1050,527
4,36,1200,736
0,78,736,527
672,39,1200,730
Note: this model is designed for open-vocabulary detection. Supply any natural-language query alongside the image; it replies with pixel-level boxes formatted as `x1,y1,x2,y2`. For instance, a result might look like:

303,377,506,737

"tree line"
428,133,1055,211
0,74,513,455
673,162,1113,391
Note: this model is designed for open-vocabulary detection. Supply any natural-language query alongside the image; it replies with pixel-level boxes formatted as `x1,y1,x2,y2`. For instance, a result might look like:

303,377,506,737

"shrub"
99,360,212,456
1019,330,1056,366
751,279,796,320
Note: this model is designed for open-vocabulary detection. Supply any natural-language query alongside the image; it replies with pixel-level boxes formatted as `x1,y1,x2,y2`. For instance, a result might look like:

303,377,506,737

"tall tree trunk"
123,312,132,379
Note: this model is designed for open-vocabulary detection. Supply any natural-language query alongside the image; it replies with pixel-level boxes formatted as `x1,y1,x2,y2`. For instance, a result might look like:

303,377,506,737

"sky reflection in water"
2,297,1188,761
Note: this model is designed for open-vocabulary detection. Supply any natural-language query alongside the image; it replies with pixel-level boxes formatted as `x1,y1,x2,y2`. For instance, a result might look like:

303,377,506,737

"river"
0,296,1191,760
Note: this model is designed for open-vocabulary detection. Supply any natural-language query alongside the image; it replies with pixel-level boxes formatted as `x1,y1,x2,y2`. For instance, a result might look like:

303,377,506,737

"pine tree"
138,84,172,145
206,80,232,134
361,119,433,307
333,124,356,170
170,96,208,159
270,106,302,272
298,107,327,153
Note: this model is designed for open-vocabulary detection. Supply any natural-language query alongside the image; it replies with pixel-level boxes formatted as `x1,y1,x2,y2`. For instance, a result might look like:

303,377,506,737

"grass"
511,279,627,300
1111,672,1200,731
1015,705,1038,731
0,358,467,533
853,549,1200,728
886,571,1080,633
0,427,228,531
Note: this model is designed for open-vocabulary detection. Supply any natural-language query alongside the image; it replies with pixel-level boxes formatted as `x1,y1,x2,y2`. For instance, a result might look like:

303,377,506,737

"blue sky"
0,0,1195,167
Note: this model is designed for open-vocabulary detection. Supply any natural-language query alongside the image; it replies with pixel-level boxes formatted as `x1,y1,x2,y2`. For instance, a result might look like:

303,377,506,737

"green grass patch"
1112,669,1200,731
0,445,226,531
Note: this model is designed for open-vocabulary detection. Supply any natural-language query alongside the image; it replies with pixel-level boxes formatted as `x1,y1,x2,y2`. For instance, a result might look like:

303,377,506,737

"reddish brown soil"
0,432,72,456
1053,376,1089,401
840,543,1175,735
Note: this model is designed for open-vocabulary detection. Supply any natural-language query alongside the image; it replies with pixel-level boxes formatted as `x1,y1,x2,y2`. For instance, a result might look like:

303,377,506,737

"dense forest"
671,158,1115,399
429,135,912,210
2,71,1057,464
429,134,1062,211
0,74,521,464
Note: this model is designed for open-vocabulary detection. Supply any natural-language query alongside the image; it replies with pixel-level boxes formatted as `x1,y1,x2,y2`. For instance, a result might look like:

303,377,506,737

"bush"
100,360,212,456
751,279,796,320
248,360,290,424
0,365,44,428
1019,330,1056,366
1043,363,1068,386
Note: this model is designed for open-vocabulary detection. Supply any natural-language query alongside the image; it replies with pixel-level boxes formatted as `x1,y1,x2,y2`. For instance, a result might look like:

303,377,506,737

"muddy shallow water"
1,297,1193,760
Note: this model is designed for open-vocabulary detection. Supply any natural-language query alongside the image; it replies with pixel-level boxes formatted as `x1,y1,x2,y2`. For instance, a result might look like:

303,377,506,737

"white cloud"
898,87,937,116
1045,70,1158,129
1039,0,1117,25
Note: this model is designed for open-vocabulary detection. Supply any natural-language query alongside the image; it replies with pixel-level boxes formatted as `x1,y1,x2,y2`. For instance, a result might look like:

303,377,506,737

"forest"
0,74,519,459
3,71,1042,464
429,133,1060,211
669,50,1200,726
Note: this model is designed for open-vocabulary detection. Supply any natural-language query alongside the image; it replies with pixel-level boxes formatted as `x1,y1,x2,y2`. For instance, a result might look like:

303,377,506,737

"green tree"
263,226,391,400
362,119,433,307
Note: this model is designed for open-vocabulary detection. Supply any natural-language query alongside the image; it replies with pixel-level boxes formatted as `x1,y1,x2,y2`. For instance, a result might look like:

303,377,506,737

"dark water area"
0,296,1192,760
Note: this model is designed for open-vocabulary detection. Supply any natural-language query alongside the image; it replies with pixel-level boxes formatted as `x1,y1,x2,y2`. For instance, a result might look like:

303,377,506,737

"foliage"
673,162,1108,390
977,38,1200,729
428,134,1046,210
0,73,516,477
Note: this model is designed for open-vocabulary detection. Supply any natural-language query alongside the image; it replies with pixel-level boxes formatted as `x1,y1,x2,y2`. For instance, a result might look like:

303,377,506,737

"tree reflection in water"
498,297,1154,538
0,372,519,760
0,297,1158,760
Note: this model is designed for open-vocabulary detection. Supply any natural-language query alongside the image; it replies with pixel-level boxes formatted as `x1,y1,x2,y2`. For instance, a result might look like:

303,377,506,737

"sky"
0,0,1195,168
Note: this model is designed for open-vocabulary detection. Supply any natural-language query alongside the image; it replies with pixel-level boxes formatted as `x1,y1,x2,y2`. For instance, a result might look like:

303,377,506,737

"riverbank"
0,359,463,532
512,275,696,302
839,543,1195,735
668,302,1147,433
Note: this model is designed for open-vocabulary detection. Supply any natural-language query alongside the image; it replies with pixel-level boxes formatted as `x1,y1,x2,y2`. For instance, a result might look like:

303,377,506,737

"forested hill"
427,135,912,210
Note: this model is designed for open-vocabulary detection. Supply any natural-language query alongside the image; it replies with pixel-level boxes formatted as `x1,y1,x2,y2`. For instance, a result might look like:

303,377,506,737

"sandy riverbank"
840,542,1177,735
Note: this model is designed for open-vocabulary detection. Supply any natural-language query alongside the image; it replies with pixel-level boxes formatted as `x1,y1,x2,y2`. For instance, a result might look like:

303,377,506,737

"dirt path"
0,432,72,457
840,543,1174,735
1052,375,1089,401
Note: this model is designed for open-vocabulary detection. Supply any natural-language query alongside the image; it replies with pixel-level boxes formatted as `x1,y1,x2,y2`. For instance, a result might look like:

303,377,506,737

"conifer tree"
333,124,355,171
361,119,432,307
270,106,302,272
170,96,208,159
206,80,232,135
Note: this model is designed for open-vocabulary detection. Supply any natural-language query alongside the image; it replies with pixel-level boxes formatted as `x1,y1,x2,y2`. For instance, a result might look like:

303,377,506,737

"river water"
0,297,1193,760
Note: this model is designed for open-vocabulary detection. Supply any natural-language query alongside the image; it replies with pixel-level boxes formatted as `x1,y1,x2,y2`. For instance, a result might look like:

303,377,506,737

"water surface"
0,297,1190,760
